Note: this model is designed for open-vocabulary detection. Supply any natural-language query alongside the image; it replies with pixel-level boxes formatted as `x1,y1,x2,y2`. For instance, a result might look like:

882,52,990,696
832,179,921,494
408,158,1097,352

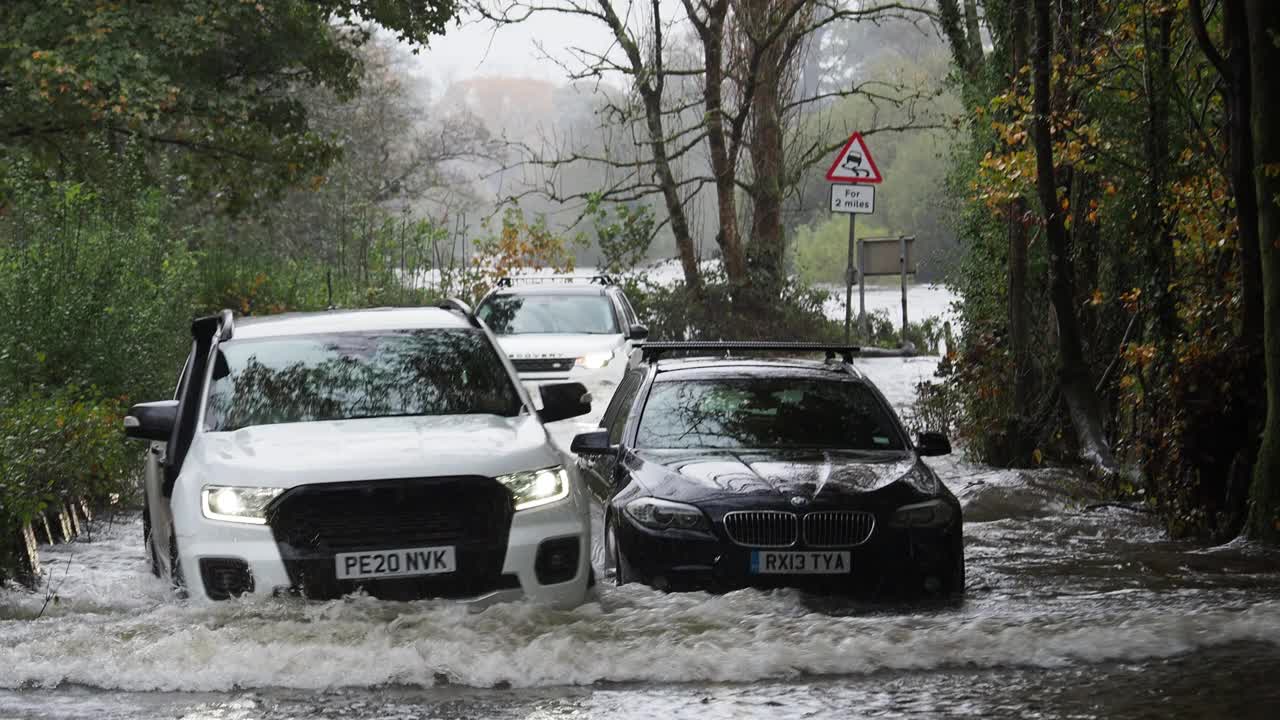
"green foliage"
791,215,891,285
0,0,460,209
588,198,655,276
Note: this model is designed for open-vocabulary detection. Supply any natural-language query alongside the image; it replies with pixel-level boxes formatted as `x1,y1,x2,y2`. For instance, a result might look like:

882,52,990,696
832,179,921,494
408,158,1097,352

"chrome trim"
802,510,876,548
722,510,798,548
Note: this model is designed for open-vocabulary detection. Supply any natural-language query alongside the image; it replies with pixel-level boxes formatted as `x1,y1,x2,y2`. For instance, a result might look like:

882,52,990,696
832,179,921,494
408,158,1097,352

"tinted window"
204,329,521,431
477,295,619,335
635,377,903,451
604,370,645,444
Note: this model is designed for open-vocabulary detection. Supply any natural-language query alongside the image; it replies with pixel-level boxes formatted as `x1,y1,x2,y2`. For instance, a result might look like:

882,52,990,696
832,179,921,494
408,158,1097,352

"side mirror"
570,430,616,456
916,431,952,457
627,324,649,341
124,400,179,442
538,382,592,423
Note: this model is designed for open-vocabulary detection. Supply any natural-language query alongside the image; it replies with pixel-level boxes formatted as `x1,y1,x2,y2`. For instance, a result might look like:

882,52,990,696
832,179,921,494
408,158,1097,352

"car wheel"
607,516,630,586
142,499,160,578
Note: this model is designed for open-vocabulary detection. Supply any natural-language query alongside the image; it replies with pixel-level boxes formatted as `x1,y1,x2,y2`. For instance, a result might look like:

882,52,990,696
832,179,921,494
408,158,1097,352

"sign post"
825,132,882,343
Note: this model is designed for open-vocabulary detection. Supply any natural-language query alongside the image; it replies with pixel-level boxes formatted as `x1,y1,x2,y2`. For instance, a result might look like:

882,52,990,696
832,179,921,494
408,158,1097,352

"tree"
1247,0,1280,542
0,0,460,209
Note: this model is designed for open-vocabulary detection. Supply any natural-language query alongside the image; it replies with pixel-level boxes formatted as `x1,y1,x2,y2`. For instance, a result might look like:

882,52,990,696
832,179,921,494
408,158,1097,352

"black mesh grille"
802,511,876,547
267,476,514,600
511,358,575,373
199,557,254,600
722,511,798,547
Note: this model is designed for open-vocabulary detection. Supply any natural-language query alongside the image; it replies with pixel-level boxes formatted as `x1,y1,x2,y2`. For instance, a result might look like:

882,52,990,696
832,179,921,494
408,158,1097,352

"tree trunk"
1224,1,1264,343
1007,0,1034,464
744,0,788,301
1143,9,1177,345
1246,0,1280,542
697,2,748,287
1030,0,1117,476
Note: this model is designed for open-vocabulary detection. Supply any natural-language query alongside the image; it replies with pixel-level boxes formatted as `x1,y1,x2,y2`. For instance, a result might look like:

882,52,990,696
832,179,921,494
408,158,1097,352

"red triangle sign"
825,132,882,184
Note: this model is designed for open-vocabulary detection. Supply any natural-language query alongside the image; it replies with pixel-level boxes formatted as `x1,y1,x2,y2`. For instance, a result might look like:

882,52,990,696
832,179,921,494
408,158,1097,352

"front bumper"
515,357,626,390
172,478,592,609
613,500,963,597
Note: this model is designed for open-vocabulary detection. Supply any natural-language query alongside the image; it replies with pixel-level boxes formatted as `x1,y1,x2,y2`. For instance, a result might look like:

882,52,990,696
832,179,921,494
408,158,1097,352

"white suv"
475,276,647,390
123,302,594,608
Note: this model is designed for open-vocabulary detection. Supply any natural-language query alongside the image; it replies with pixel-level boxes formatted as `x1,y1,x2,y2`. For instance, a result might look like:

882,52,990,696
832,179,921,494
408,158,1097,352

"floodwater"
3,356,1279,719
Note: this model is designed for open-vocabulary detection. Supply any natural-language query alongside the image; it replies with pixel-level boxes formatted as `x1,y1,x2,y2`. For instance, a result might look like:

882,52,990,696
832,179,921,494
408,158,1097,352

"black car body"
572,342,962,599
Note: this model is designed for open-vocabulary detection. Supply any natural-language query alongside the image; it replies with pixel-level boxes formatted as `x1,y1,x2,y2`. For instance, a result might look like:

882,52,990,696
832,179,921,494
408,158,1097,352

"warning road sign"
825,132,882,184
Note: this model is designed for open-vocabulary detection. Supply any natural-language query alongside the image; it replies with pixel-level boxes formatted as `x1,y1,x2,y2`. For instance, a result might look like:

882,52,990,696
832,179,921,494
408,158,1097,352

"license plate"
750,550,851,575
334,546,456,580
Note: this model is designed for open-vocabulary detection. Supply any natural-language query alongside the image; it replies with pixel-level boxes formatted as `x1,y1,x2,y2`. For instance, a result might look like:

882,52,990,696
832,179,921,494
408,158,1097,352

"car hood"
631,448,918,503
495,334,623,359
184,414,561,488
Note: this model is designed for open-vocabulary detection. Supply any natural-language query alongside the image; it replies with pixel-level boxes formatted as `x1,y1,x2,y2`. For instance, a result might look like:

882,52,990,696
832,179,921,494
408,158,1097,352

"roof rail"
437,297,481,327
495,274,615,288
638,341,917,364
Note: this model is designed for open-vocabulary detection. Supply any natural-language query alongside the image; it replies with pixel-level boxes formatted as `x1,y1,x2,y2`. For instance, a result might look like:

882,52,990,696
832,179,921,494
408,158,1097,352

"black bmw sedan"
571,342,962,599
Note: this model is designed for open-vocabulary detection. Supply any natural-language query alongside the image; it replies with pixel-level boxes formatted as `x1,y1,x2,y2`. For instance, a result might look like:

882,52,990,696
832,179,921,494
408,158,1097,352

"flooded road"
3,358,1280,718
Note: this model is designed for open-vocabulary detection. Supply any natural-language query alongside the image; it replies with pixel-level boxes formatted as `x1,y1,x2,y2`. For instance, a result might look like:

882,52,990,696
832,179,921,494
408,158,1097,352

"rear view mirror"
628,324,649,341
916,431,952,457
538,382,592,423
124,400,179,442
570,430,615,456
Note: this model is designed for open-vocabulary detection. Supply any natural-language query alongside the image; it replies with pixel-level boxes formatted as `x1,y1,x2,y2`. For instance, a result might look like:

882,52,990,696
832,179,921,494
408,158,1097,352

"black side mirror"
627,324,649,341
570,430,616,456
538,382,592,423
916,431,952,457
124,400,179,442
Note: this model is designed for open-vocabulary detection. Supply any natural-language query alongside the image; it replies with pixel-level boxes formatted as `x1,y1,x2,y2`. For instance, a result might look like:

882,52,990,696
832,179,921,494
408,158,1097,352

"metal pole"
844,212,856,343
899,234,908,346
859,237,867,338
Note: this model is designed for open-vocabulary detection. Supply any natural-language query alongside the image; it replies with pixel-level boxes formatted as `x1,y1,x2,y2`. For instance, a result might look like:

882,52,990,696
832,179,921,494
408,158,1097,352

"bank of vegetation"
931,0,1280,543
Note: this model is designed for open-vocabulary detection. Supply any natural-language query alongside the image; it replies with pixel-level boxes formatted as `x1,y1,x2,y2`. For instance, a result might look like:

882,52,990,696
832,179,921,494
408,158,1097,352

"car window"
635,377,904,451
614,290,640,326
204,329,522,431
477,294,620,335
604,370,645,443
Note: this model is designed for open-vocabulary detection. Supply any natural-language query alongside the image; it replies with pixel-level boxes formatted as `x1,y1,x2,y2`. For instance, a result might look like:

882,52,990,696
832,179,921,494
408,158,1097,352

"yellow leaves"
1060,196,1070,211
1032,448,1043,465
1120,287,1142,313
1124,343,1158,369
31,50,45,60
1090,289,1105,307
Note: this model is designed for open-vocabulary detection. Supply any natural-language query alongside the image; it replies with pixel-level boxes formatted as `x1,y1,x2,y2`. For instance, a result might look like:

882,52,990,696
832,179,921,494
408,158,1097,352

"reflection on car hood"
495,334,624,359
631,448,917,502
185,414,559,488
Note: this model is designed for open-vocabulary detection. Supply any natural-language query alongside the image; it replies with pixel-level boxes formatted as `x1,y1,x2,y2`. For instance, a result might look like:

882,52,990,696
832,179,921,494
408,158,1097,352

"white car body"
137,307,592,608
475,281,646,391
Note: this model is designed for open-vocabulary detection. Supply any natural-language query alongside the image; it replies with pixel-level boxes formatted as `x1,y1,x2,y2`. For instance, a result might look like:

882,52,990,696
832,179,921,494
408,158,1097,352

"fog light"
535,536,580,585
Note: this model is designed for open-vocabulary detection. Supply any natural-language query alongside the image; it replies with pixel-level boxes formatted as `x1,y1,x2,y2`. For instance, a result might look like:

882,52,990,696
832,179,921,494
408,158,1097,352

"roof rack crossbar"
437,297,482,328
638,341,916,363
495,274,615,287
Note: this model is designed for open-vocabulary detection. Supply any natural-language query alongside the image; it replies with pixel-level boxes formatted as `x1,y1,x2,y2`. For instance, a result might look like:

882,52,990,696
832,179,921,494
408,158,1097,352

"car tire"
142,499,161,578
607,516,630,586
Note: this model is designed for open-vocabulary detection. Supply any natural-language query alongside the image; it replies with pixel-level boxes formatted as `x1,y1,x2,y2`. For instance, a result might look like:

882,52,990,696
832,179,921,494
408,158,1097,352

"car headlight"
897,465,942,495
891,499,955,528
201,485,283,524
497,466,570,510
624,497,709,531
575,351,614,369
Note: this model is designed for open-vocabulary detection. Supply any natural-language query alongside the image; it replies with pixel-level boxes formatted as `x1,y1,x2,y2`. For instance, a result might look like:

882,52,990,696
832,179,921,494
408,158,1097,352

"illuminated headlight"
575,351,614,369
498,466,570,510
891,499,955,528
201,486,283,524
896,465,942,495
624,497,709,531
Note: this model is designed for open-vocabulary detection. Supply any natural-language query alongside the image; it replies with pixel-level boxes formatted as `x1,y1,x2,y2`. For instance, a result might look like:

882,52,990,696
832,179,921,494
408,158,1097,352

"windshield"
204,329,522,431
635,377,904,451
477,294,619,335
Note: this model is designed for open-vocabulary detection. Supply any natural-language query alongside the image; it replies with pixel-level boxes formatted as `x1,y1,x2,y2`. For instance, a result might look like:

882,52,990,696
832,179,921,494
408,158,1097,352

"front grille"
802,511,876,547
512,357,575,373
267,476,514,600
722,511,798,547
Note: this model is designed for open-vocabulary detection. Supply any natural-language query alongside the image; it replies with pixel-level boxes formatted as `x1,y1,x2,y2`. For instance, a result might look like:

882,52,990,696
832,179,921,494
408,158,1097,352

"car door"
144,351,192,569
580,368,644,501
